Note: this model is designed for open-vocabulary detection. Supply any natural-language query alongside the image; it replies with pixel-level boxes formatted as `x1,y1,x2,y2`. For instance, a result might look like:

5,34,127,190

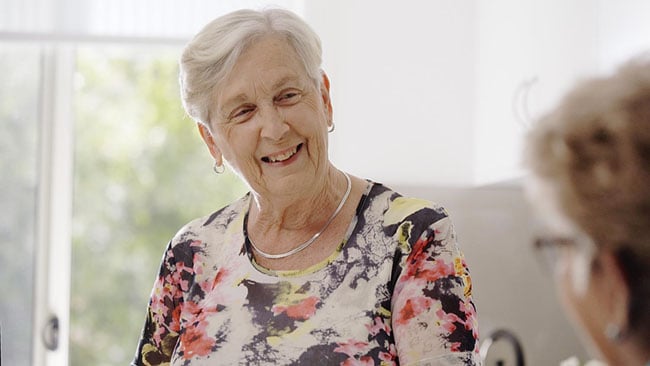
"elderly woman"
132,8,479,365
525,56,650,366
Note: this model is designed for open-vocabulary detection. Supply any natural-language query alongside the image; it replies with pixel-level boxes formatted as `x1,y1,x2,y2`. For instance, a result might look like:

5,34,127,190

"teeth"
268,145,298,162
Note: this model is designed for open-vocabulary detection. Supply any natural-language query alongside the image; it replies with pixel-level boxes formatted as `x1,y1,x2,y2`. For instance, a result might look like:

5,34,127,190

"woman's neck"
248,167,347,233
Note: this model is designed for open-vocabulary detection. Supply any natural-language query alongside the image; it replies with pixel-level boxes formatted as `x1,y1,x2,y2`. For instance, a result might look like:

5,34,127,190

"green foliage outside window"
70,47,246,366
0,44,40,366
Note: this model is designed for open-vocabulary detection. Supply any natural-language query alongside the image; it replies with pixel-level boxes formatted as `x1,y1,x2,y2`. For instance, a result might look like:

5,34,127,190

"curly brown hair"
525,54,650,346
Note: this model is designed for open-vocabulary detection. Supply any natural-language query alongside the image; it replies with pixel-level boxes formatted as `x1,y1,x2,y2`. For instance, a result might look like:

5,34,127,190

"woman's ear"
595,251,631,333
197,123,223,165
320,70,333,126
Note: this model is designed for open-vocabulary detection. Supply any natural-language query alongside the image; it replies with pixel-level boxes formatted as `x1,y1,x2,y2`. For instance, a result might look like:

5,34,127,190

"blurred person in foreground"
131,8,479,365
525,55,650,366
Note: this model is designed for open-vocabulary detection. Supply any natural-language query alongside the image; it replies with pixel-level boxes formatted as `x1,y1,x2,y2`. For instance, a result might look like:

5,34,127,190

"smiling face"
198,35,333,198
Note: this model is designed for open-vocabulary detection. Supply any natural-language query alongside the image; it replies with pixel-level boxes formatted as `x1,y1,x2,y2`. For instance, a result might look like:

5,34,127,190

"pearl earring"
604,323,623,342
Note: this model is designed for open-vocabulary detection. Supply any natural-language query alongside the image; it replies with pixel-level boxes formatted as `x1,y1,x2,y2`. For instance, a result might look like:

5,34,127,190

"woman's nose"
259,106,289,140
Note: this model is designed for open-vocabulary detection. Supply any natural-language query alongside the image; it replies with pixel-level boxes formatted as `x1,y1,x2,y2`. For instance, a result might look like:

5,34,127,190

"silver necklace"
248,171,352,260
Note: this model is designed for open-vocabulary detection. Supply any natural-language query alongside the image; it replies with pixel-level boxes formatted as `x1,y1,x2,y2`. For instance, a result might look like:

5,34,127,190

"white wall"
306,1,650,187
305,1,477,186
597,0,650,73
474,0,599,185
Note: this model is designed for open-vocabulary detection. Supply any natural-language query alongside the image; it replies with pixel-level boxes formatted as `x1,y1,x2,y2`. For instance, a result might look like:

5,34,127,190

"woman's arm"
131,241,183,366
391,213,480,365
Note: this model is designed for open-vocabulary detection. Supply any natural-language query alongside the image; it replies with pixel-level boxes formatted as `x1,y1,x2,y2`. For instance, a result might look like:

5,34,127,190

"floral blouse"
132,182,480,365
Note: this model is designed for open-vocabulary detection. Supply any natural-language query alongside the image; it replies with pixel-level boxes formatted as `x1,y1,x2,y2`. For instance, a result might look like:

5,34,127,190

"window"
0,43,41,366
0,2,305,364
0,43,248,366
69,46,246,365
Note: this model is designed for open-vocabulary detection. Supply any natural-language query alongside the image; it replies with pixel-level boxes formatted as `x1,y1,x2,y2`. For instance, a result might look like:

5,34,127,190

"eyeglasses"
532,234,596,275
533,237,575,274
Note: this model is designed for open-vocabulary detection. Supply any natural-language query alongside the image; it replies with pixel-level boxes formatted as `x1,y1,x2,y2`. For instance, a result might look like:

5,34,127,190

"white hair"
179,8,323,126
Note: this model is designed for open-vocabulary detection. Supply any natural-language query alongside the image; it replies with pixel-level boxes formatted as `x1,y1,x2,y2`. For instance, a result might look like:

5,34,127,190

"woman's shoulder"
365,181,450,225
168,193,250,248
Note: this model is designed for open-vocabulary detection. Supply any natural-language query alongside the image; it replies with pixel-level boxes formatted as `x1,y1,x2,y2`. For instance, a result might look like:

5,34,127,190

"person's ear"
596,251,631,334
319,70,333,126
197,123,223,165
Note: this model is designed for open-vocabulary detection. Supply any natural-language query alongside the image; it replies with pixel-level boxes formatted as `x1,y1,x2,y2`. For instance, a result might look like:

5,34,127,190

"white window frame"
33,44,75,366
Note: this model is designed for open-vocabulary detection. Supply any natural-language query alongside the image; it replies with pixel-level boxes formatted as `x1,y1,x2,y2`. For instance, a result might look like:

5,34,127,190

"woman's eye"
275,91,301,105
229,106,255,123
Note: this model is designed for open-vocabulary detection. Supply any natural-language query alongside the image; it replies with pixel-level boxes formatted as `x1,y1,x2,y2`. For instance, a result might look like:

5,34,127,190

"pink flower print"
459,300,480,342
402,236,455,284
149,288,170,319
157,273,181,303
406,236,433,270
211,267,228,290
414,258,455,283
334,339,370,357
395,296,433,325
178,300,217,359
193,257,204,276
272,296,320,320
199,267,229,294
150,278,181,331
200,266,249,311
379,344,397,365
169,262,191,292
152,325,166,345
460,300,476,327
365,316,391,336
182,300,206,319
435,308,463,333
197,267,230,294
341,356,374,366
199,278,212,294
450,341,462,352
175,261,192,274
180,319,215,359
170,304,181,330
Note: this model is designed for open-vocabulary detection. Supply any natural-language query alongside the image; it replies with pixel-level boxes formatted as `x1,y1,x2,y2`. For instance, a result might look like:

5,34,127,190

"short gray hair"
179,8,323,126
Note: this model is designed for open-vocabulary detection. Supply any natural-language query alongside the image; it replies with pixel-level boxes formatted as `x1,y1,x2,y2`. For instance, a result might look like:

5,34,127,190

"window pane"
0,44,41,366
70,46,246,365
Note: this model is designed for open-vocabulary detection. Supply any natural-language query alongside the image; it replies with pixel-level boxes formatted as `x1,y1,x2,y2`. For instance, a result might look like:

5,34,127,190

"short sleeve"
391,213,480,365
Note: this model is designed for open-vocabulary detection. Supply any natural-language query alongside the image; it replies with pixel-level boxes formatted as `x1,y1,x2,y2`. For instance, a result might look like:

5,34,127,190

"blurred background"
1,0,649,365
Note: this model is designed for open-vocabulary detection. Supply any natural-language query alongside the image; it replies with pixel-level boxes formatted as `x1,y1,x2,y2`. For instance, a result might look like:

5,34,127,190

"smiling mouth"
262,143,303,163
